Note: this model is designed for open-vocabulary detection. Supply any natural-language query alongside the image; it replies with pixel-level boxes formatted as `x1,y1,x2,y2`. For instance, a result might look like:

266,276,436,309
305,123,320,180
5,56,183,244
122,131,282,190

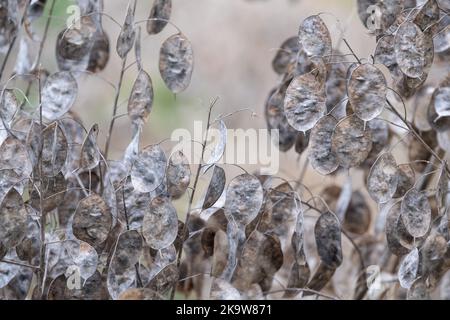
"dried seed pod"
394,22,428,78
224,174,264,226
367,152,399,204
398,247,420,289
314,211,342,268
265,86,297,151
331,115,373,168
147,0,172,35
298,15,331,58
88,31,110,73
386,200,413,256
0,0,19,53
131,144,167,193
268,182,298,236
357,0,403,32
407,278,430,300
204,120,227,165
284,72,326,132
210,278,241,300
146,263,178,295
0,189,27,249
342,191,371,235
272,36,300,75
142,195,178,250
0,89,18,124
401,188,431,238
80,124,100,171
347,64,387,121
436,164,449,215
394,164,415,198
202,165,225,209
48,271,107,300
72,193,112,248
308,115,339,175
108,230,143,299
166,151,190,199
116,4,135,59
0,136,32,179
30,172,67,213
55,16,97,72
285,262,310,297
295,131,310,155
233,231,283,291
413,0,440,31
128,70,154,127
40,122,68,177
41,71,78,121
159,33,194,93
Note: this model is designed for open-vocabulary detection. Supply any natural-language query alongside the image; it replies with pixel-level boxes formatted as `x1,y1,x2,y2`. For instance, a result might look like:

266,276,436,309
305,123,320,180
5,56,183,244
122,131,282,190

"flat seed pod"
374,35,397,72
72,193,112,248
88,31,110,73
386,200,413,256
41,71,78,121
142,195,178,250
413,0,440,30
147,263,178,295
433,86,450,121
128,70,154,127
0,251,20,289
314,211,342,268
394,164,415,198
394,22,427,79
116,4,135,59
285,262,310,297
108,230,143,299
166,151,190,199
210,278,241,300
367,152,399,204
308,115,339,175
331,115,373,168
63,240,98,280
48,271,107,300
55,16,96,72
407,278,430,300
436,164,449,214
204,120,227,165
343,190,371,235
433,15,450,53
347,64,387,121
272,36,300,75
224,174,263,226
306,262,336,292
357,0,403,32
295,131,310,155
401,188,431,238
0,189,27,249
298,15,331,58
0,89,18,124
268,182,297,236
131,144,166,193
398,247,420,289
202,165,225,209
40,122,68,177
30,172,67,213
0,136,32,179
265,86,297,151
284,72,326,132
233,231,283,291
80,124,100,171
147,0,172,35
159,33,194,93
0,169,22,203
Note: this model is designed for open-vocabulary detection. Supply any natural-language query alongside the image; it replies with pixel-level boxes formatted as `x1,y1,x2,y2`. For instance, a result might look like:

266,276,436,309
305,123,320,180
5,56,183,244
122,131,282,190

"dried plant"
0,0,449,301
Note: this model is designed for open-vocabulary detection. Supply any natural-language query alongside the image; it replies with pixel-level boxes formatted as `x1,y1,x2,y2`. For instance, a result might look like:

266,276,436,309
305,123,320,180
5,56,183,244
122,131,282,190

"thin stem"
170,97,219,300
104,57,127,159
0,259,39,270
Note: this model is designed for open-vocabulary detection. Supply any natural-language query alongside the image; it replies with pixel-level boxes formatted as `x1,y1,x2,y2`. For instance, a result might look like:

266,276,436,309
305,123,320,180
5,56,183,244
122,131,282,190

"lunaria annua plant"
0,0,449,301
